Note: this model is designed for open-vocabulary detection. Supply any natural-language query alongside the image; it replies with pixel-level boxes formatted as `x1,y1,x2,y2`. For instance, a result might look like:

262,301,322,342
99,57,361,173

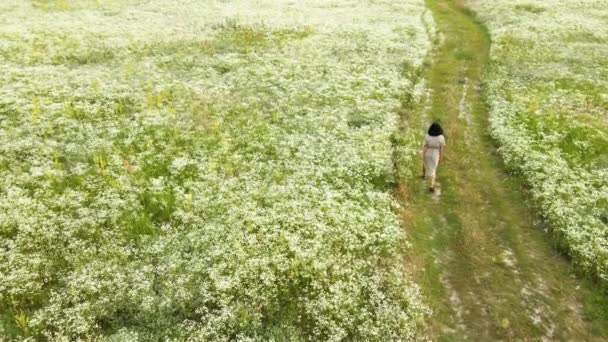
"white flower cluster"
0,0,434,339
467,0,608,283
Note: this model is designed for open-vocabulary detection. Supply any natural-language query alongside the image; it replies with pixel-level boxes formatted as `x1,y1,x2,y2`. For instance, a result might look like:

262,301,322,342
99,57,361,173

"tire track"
397,0,608,339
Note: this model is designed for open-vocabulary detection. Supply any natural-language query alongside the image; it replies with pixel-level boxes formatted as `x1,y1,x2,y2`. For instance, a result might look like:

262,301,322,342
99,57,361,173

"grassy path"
398,0,608,339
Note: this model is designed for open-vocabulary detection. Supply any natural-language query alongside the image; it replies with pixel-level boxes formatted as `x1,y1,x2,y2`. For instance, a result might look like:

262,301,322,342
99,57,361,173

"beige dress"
424,134,445,178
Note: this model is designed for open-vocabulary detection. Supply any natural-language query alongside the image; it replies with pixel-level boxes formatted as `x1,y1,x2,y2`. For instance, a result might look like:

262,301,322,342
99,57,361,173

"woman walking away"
422,122,445,192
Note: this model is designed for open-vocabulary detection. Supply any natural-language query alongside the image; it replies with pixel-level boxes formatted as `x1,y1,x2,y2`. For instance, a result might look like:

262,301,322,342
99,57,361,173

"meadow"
468,0,608,284
2,0,608,340
0,0,434,340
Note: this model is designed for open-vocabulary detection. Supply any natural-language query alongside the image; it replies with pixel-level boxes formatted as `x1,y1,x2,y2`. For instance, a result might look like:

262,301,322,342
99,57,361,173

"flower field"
467,0,608,283
0,0,434,340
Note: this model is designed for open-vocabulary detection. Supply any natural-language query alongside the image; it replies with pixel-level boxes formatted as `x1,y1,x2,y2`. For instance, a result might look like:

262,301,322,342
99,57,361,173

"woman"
422,122,446,192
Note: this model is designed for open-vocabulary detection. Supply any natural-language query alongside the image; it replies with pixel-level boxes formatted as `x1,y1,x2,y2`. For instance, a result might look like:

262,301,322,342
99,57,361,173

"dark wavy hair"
428,122,444,137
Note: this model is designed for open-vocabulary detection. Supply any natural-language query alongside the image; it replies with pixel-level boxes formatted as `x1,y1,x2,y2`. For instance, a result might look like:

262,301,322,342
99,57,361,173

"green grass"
514,4,546,14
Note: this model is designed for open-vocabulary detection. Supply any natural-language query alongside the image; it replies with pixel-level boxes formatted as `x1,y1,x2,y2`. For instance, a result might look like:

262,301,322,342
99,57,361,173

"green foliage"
0,0,433,339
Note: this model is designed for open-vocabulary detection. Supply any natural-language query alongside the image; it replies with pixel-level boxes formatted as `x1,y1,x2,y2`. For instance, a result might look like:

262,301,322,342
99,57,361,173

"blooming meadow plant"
467,0,608,283
0,0,434,339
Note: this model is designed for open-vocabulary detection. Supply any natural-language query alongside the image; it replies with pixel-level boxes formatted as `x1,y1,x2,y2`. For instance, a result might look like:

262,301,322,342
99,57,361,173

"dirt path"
397,0,608,340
